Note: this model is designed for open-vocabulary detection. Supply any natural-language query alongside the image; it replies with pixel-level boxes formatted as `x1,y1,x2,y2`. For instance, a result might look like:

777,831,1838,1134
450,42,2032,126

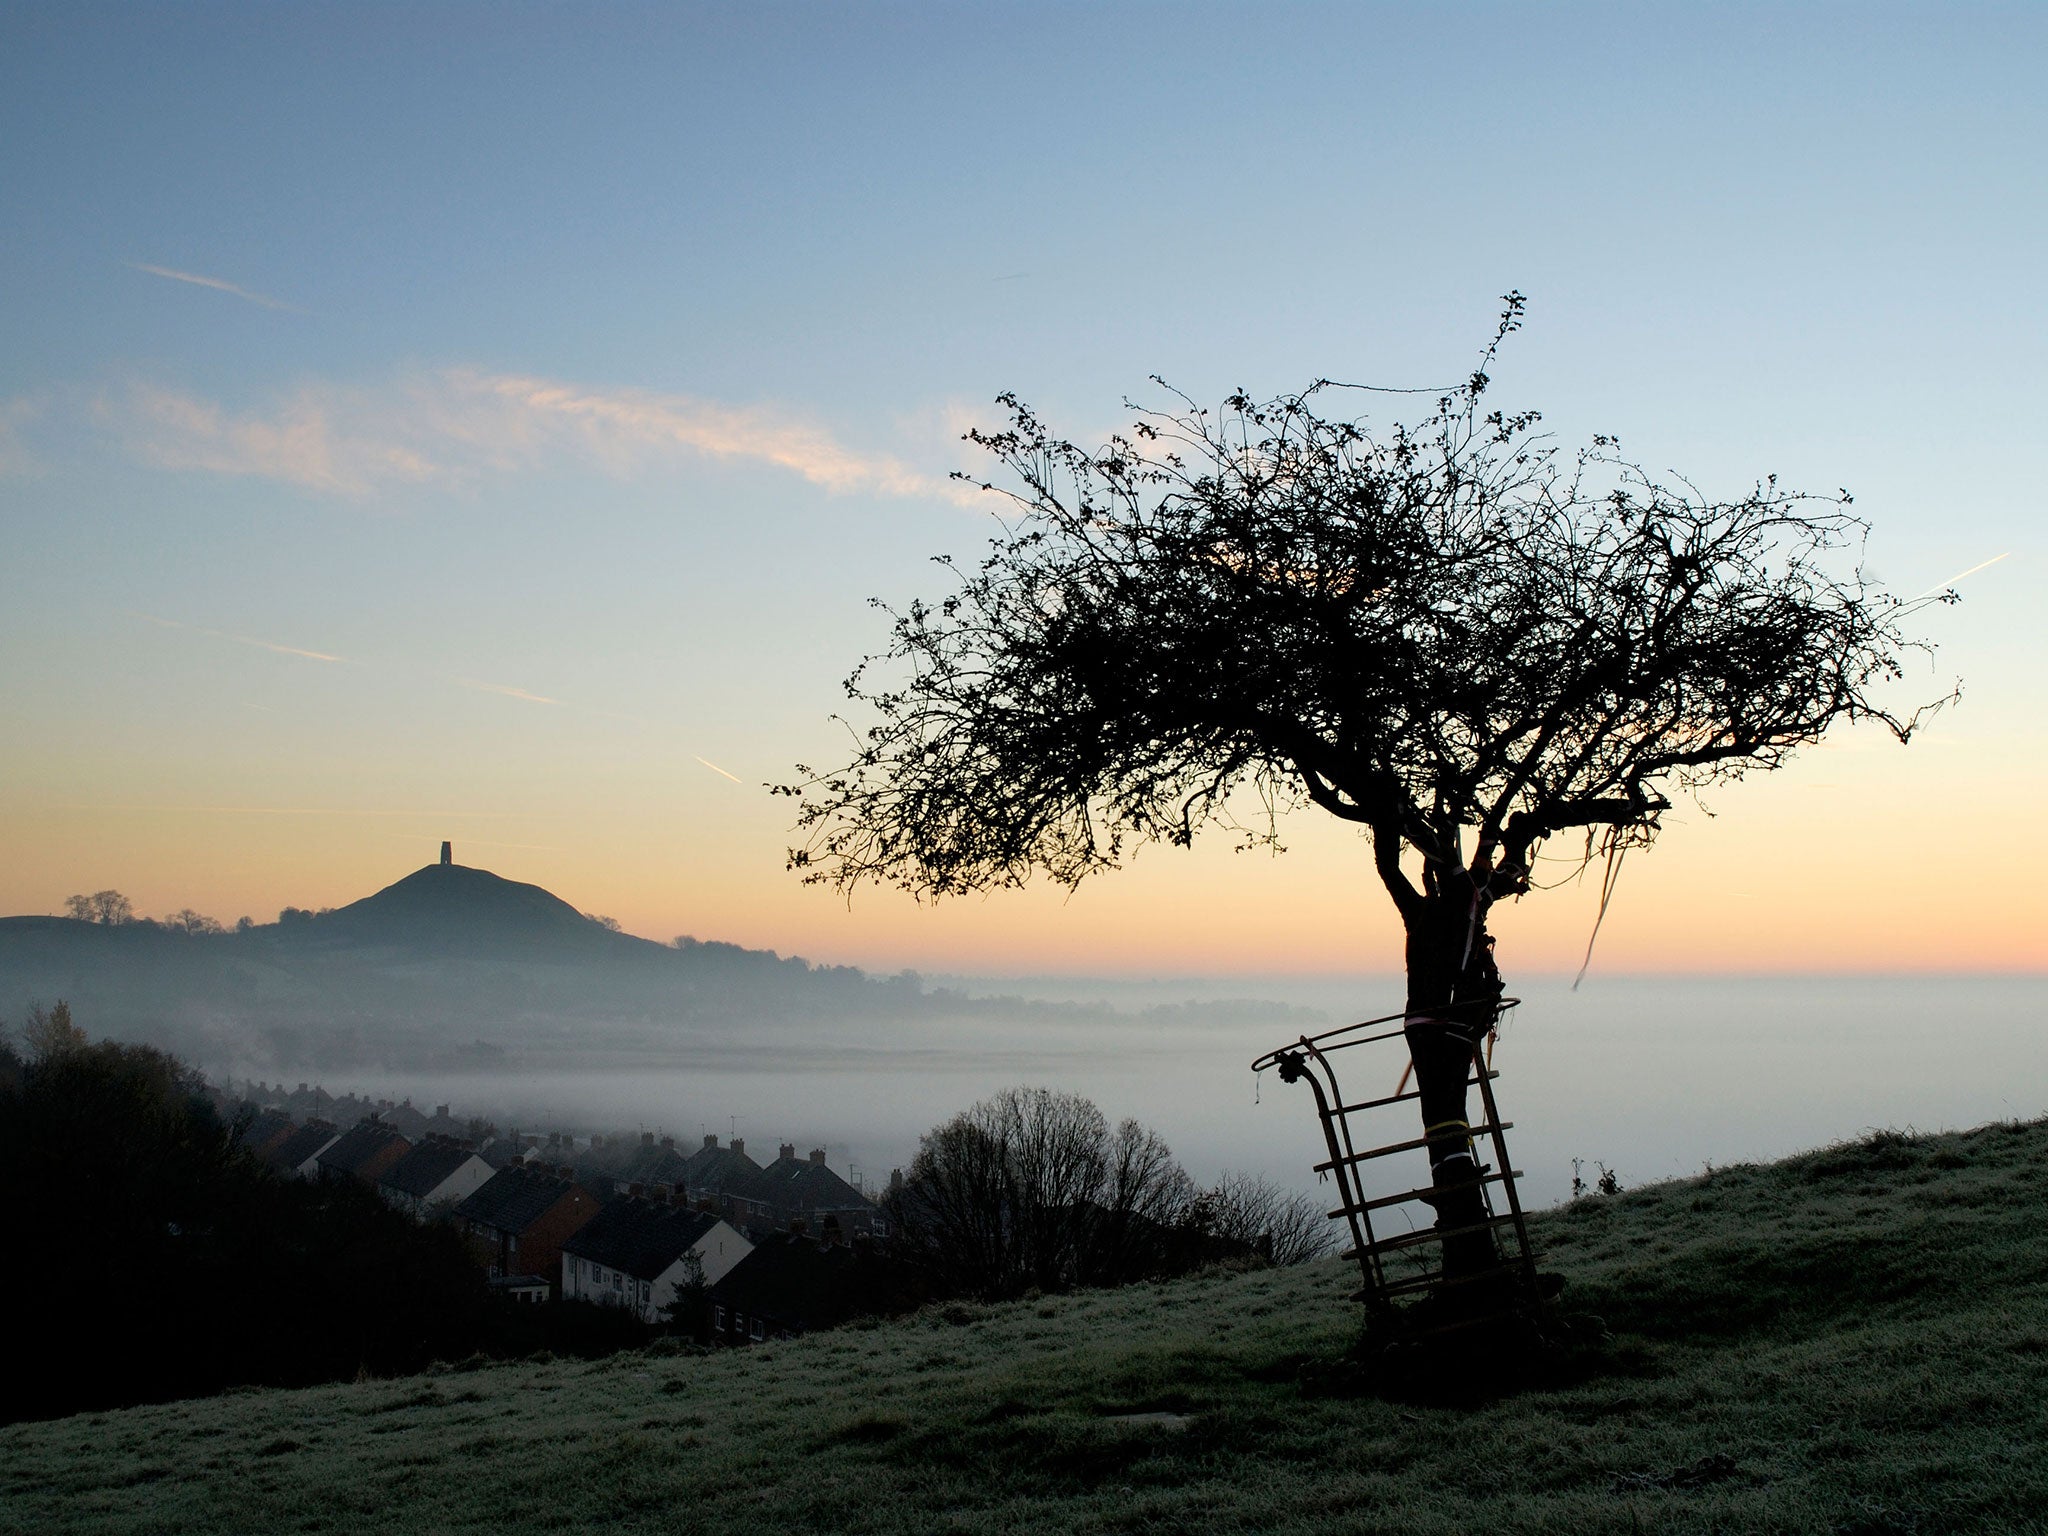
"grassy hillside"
7,1118,2048,1535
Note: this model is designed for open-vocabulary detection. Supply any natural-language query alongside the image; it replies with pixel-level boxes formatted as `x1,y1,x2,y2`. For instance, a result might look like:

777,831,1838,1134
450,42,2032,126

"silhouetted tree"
786,296,1950,1294
64,889,133,925
888,1087,1198,1297
22,999,87,1060
163,908,226,935
1193,1172,1338,1266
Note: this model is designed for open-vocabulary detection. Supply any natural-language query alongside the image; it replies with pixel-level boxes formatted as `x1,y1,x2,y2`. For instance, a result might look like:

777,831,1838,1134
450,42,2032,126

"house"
235,1108,298,1158
677,1134,768,1223
746,1145,888,1239
422,1103,465,1139
488,1274,551,1305
379,1099,431,1138
707,1233,915,1344
579,1131,692,1200
454,1162,600,1292
476,1133,534,1170
561,1193,750,1324
314,1119,412,1185
377,1134,495,1217
265,1118,342,1178
284,1081,335,1119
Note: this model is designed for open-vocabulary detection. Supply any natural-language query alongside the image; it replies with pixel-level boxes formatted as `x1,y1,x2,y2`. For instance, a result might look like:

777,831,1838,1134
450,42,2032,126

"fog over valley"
12,857,2042,1210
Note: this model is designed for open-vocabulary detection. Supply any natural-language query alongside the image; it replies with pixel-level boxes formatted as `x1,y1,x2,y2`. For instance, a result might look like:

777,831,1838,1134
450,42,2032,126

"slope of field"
7,1119,2047,1535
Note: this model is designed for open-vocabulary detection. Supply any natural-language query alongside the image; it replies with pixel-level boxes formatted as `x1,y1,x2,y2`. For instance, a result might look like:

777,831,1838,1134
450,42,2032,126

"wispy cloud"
452,677,562,706
48,804,517,818
127,262,299,312
113,382,438,495
132,611,345,663
98,368,974,503
134,612,578,715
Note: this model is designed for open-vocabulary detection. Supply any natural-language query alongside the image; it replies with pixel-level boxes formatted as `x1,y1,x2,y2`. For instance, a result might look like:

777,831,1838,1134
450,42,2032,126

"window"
713,1306,726,1330
750,1318,765,1342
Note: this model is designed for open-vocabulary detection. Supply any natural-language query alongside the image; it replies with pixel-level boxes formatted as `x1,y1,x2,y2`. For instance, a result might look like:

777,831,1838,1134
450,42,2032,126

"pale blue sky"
2,3,2043,973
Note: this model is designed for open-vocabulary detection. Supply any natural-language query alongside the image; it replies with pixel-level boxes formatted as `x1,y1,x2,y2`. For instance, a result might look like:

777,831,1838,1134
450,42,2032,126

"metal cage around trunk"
1253,1003,1542,1335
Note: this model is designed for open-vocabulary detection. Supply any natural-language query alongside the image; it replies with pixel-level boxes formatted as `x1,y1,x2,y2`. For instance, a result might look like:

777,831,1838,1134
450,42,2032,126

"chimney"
809,1148,827,1166
436,1104,450,1119
730,1138,744,1158
779,1143,796,1162
441,840,452,866
703,1134,718,1150
890,1168,904,1193
642,1131,654,1147
660,1136,674,1150
298,1082,308,1094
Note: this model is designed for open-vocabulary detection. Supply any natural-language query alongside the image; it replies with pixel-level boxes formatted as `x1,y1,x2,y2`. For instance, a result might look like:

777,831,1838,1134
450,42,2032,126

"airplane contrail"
127,261,298,312
132,611,344,662
694,755,744,784
1914,551,2009,600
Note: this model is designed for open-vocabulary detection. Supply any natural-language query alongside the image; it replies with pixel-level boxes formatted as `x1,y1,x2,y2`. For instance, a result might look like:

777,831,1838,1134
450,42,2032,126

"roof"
236,1109,298,1153
317,1120,410,1177
266,1120,338,1171
455,1163,588,1233
477,1136,529,1170
381,1102,431,1137
746,1154,870,1214
677,1142,762,1196
562,1199,725,1281
379,1137,482,1199
617,1142,691,1186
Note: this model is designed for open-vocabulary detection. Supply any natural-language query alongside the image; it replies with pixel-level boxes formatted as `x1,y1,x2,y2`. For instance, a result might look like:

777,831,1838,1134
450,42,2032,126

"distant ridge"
0,856,1322,1072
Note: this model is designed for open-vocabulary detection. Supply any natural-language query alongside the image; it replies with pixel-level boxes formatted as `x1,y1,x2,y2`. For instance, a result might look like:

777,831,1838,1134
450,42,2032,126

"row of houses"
233,1105,912,1343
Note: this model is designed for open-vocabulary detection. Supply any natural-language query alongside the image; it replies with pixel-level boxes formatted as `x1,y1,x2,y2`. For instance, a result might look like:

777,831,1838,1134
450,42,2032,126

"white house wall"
560,1220,751,1324
420,1155,495,1212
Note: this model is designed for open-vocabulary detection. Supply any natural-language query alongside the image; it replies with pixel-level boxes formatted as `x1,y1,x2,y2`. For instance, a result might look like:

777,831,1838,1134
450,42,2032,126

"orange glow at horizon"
4,712,2041,981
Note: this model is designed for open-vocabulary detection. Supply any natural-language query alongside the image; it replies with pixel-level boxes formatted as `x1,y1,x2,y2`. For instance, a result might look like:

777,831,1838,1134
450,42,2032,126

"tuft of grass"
4,1118,2048,1534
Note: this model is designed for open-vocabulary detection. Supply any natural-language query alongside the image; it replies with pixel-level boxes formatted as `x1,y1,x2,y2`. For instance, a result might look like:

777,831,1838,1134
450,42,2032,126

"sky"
2,2,2044,979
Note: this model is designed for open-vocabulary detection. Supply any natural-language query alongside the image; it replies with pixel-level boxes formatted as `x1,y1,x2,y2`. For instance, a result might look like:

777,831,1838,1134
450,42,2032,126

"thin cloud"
131,612,576,713
99,369,977,503
48,804,517,818
452,677,563,706
694,755,745,784
128,262,299,312
114,381,437,494
133,611,345,663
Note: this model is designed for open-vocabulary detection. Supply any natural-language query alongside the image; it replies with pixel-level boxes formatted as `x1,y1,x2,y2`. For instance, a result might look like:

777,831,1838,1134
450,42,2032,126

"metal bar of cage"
1253,1000,1543,1332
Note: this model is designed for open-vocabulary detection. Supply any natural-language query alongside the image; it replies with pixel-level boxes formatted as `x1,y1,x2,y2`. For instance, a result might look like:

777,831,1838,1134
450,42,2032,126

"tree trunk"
1402,889,1506,1290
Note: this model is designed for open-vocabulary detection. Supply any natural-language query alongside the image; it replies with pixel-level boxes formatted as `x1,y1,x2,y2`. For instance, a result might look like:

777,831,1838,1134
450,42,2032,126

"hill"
6,1117,2045,1534
0,860,935,1069
306,861,656,956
